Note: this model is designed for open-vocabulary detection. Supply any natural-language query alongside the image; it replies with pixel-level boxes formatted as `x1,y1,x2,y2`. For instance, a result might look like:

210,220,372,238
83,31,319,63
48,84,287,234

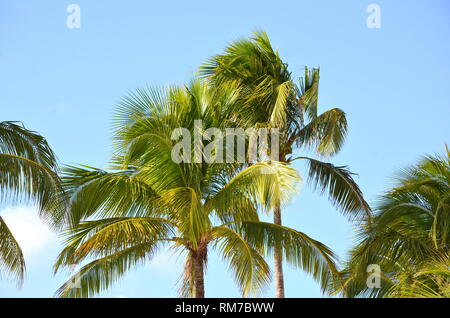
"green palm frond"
298,67,320,121
0,121,66,228
55,242,158,298
390,254,450,298
231,221,338,292
112,85,171,138
60,217,176,266
212,225,271,297
292,157,371,220
0,121,57,169
158,187,209,247
207,162,299,216
62,165,160,224
394,281,448,298
199,31,294,128
0,121,65,287
0,153,66,226
0,217,25,287
294,108,347,157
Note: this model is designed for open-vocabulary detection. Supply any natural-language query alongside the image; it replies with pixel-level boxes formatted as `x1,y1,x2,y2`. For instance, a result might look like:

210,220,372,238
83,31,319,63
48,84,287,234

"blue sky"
0,0,449,297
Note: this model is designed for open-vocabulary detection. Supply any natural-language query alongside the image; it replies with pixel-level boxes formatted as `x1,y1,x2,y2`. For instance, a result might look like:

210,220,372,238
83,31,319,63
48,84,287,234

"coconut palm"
199,31,371,297
331,148,450,298
54,80,339,298
0,121,64,286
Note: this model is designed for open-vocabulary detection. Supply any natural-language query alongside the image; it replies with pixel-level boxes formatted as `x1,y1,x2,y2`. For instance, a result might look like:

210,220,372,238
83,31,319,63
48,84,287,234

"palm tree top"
199,31,370,221
54,80,340,298
332,147,450,298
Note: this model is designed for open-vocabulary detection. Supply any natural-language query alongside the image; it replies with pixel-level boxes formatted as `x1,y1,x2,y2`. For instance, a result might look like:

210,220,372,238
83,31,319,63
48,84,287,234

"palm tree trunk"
193,252,205,298
273,203,285,298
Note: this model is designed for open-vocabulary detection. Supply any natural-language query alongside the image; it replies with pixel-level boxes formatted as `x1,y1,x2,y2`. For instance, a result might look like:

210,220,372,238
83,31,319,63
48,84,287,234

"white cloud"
0,205,58,257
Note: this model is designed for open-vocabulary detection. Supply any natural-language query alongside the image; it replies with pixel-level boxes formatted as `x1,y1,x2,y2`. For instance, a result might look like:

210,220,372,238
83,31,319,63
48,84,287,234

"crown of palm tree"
331,147,450,298
199,31,371,297
55,80,339,298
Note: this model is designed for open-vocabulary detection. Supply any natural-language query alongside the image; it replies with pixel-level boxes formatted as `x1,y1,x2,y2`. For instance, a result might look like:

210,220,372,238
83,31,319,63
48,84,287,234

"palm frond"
231,221,339,292
294,108,347,157
292,157,371,220
53,217,176,272
207,162,299,216
0,153,66,228
0,217,25,287
55,242,158,298
0,121,57,170
298,67,320,121
62,165,160,224
212,225,271,297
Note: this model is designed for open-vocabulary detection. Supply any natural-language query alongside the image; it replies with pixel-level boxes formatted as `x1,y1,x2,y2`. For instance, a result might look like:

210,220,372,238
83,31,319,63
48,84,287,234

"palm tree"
199,31,371,297
54,80,339,298
0,121,64,286
331,147,450,298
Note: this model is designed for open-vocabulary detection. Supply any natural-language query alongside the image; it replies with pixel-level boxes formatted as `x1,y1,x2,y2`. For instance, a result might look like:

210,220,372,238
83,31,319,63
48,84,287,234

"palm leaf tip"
292,157,372,221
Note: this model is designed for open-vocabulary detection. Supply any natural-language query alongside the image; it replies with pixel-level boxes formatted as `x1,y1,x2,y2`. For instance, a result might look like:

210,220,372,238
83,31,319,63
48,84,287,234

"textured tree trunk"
193,252,205,298
273,203,285,298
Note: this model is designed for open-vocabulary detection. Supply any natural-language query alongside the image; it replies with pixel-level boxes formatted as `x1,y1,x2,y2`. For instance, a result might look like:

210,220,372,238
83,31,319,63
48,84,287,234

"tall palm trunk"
272,153,288,298
273,204,285,298
193,251,205,298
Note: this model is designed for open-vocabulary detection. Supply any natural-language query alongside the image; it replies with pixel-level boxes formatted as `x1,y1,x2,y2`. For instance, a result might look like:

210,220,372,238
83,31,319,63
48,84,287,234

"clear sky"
0,0,449,297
